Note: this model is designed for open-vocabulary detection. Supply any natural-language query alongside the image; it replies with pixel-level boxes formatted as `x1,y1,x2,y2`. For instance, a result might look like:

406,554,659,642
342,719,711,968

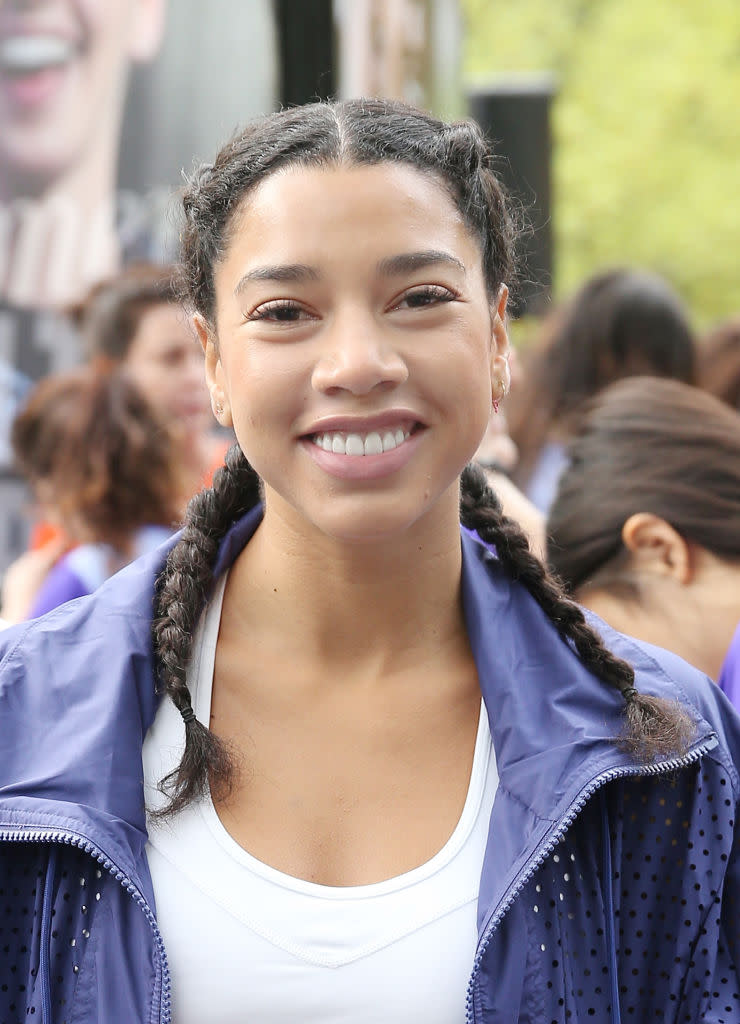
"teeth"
345,434,365,456
0,36,77,72
363,432,383,456
313,427,411,456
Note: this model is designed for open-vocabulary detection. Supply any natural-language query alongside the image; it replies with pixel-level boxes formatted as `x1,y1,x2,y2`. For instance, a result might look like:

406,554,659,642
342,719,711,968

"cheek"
77,0,123,36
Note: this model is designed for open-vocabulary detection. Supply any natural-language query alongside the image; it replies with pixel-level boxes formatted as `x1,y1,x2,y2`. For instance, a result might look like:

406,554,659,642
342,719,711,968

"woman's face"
199,162,509,545
125,302,211,440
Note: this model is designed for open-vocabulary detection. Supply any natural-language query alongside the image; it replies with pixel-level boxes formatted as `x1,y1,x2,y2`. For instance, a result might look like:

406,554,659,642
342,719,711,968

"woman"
3,365,179,617
10,266,225,619
506,267,696,512
78,263,229,510
0,100,738,1024
547,375,740,699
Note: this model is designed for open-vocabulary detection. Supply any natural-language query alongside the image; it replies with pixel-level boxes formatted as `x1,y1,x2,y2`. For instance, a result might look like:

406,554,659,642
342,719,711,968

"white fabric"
66,525,173,592
144,576,498,1023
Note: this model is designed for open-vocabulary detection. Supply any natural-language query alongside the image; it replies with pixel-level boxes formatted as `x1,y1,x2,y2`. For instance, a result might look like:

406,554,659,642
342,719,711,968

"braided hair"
153,98,693,816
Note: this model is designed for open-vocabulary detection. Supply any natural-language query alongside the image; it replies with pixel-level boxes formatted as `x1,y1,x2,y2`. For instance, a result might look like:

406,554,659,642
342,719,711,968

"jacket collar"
0,509,715,891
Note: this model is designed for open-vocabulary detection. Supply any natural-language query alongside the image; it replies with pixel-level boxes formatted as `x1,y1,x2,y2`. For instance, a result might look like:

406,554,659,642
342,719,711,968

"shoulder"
0,537,176,739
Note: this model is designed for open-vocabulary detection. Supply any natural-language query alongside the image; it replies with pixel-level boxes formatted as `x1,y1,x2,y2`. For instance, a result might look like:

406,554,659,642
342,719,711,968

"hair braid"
460,463,694,762
152,443,261,816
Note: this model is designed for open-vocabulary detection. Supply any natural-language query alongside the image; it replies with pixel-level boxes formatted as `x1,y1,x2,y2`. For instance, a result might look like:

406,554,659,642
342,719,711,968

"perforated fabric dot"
0,843,105,1024
472,756,739,1023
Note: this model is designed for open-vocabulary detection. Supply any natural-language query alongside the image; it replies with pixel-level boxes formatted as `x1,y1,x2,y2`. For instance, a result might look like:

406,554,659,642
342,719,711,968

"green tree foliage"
462,0,740,322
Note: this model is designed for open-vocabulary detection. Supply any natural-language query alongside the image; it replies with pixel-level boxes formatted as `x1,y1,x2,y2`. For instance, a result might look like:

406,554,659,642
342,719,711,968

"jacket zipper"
464,738,715,1023
0,826,171,1024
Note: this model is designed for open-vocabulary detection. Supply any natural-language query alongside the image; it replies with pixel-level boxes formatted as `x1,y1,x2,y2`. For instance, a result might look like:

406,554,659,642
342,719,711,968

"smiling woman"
0,98,738,1024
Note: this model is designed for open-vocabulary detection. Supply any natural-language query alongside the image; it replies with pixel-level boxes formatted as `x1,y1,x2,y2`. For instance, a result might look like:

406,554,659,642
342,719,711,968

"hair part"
178,97,518,327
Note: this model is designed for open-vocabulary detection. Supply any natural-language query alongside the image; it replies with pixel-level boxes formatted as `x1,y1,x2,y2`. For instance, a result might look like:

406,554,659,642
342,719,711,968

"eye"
393,285,458,310
245,300,312,323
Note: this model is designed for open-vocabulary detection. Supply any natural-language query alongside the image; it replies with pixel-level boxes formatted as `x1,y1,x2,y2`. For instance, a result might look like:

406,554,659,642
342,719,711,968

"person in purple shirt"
548,376,740,702
2,364,178,619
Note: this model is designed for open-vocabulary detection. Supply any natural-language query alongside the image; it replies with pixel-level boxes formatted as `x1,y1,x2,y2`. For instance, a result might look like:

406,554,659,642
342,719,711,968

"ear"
621,513,694,584
128,0,167,62
490,284,511,397
193,314,233,428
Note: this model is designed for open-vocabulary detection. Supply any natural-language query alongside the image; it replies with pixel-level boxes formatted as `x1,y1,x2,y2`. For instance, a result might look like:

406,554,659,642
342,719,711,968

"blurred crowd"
1,260,738,706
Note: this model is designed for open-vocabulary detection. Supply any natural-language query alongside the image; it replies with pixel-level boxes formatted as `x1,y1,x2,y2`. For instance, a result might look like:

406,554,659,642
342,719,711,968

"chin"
304,490,457,548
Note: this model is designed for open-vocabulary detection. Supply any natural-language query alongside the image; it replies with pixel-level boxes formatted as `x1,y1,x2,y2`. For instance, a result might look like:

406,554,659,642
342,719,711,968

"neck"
580,565,740,681
224,491,468,677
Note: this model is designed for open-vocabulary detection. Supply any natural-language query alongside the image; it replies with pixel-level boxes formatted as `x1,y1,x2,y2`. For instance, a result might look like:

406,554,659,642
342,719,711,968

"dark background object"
276,0,336,105
468,76,556,317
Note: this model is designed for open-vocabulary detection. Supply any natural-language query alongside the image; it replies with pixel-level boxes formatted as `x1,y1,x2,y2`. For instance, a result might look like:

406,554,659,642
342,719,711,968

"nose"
311,313,408,397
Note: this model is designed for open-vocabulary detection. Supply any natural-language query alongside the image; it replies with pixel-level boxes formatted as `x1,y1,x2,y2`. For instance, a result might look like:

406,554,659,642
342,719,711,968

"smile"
311,427,411,457
0,35,78,74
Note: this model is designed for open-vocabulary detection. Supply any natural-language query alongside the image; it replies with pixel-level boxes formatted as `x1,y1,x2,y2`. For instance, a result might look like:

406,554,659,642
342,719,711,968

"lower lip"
0,66,68,111
301,430,425,481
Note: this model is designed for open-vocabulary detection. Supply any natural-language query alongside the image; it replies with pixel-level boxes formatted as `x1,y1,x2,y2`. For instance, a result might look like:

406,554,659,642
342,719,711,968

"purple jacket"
1,511,739,1023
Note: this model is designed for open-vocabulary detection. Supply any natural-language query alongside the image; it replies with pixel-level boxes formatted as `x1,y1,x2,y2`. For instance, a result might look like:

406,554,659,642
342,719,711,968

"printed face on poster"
0,0,277,566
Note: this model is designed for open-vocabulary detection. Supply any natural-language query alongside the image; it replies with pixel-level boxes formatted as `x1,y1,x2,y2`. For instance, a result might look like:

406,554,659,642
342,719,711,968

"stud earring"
493,379,508,414
214,400,224,416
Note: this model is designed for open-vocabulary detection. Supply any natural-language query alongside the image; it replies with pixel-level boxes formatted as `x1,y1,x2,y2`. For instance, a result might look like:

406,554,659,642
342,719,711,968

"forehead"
219,162,481,277
128,303,193,350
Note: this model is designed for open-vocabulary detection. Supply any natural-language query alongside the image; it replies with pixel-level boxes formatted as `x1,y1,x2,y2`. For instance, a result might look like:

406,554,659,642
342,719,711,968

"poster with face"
0,0,278,568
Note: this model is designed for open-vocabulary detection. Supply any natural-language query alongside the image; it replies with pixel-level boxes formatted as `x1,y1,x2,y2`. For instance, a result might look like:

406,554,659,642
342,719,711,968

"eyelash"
393,285,458,309
246,300,306,323
246,286,458,324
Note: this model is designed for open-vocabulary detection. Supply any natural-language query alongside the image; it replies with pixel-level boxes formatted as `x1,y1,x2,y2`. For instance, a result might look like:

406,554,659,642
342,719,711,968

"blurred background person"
546,376,740,704
699,315,740,412
78,263,229,513
506,267,697,512
1,364,179,621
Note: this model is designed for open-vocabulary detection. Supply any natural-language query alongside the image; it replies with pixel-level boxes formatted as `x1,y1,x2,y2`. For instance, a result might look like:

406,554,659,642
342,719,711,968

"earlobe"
621,513,693,584
194,315,233,428
210,388,233,428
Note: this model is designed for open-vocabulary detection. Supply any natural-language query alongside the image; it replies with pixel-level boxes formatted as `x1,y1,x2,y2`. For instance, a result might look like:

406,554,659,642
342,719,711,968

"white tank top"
143,575,498,1024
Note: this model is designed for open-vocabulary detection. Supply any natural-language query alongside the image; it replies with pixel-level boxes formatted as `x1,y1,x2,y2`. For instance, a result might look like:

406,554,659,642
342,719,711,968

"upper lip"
300,410,424,437
0,20,83,46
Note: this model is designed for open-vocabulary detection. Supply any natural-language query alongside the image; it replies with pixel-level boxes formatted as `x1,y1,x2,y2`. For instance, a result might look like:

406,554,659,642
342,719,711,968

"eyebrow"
377,250,466,277
233,250,466,297
234,263,320,296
